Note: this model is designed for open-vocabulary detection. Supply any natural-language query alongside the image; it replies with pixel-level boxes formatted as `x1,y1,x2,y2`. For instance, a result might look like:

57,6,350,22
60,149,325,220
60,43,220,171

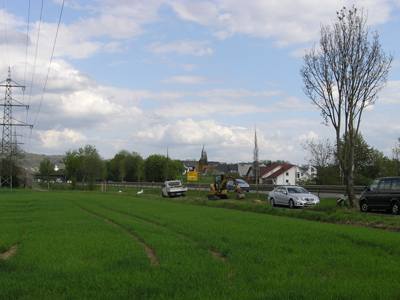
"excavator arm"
207,174,245,200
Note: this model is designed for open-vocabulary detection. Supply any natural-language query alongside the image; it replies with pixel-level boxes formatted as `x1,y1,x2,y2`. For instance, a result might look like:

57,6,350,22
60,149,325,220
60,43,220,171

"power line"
32,0,65,127
2,0,10,66
22,0,31,145
27,0,44,109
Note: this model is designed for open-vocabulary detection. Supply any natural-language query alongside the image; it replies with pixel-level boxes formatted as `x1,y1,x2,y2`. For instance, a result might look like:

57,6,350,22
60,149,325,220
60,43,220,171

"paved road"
31,184,48,192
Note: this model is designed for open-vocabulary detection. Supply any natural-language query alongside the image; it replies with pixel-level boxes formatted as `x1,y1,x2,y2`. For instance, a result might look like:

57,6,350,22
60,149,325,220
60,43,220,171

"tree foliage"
108,150,144,182
39,158,52,188
144,154,183,182
393,138,400,176
261,160,291,167
145,154,166,182
300,6,393,207
62,144,104,190
0,140,26,188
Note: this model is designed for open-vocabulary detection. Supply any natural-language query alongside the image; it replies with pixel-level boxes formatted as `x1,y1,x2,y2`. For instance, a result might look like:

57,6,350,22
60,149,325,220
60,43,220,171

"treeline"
302,135,400,186
54,145,184,190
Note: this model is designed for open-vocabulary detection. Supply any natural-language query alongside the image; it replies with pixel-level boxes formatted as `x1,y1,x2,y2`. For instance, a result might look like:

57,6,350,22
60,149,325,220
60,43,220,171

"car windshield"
169,181,181,187
236,179,245,183
287,187,309,194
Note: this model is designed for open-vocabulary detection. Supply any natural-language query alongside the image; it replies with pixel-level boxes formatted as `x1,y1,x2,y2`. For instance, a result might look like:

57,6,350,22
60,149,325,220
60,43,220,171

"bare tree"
302,139,335,169
393,138,400,175
302,139,337,184
300,6,393,207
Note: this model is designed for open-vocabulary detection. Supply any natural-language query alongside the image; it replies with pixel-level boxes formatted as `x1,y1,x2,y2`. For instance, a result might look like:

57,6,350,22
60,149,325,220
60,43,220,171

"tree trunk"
346,167,358,208
346,138,359,208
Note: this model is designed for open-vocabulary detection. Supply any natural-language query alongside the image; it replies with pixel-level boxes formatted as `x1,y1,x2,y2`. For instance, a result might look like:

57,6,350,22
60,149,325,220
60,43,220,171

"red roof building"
259,164,311,185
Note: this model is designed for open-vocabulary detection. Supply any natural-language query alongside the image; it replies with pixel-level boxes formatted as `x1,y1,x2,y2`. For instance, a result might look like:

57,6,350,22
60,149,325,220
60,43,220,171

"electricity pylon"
0,67,32,191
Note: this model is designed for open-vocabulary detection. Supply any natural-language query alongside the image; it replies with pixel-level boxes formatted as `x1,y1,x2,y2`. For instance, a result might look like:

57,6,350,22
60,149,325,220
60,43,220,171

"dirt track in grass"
83,209,160,266
0,245,18,261
103,207,228,263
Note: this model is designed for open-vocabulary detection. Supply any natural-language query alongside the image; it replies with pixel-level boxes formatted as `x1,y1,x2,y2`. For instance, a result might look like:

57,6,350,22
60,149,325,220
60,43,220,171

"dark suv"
359,177,400,215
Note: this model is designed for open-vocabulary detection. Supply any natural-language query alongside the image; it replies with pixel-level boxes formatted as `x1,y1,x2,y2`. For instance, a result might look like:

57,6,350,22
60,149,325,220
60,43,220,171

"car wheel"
162,192,166,198
289,199,295,209
360,201,370,213
391,202,399,215
168,192,172,198
270,198,275,207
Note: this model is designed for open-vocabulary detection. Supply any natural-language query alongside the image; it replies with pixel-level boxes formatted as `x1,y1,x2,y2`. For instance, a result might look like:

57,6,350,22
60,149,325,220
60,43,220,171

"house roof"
214,164,238,174
245,165,268,177
194,165,217,172
260,164,295,179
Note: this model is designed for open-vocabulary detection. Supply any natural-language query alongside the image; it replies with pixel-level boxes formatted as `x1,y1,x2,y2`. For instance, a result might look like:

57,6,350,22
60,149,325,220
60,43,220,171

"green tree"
144,154,182,182
39,158,52,189
167,159,184,180
300,6,393,207
108,150,143,182
261,160,291,167
145,154,166,182
78,145,104,190
227,171,241,179
62,149,82,180
206,168,219,176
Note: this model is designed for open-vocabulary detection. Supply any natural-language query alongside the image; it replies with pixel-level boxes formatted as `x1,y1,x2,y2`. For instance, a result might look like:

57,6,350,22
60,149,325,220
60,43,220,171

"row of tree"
302,135,400,186
45,146,185,190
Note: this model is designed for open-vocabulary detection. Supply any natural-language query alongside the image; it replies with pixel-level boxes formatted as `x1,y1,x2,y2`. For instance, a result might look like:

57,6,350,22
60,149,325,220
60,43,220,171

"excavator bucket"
236,193,245,199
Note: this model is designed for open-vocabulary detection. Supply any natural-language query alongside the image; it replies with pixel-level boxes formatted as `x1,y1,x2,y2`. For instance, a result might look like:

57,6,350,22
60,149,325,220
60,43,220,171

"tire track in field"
0,231,28,261
0,245,18,260
82,209,159,266
101,207,227,263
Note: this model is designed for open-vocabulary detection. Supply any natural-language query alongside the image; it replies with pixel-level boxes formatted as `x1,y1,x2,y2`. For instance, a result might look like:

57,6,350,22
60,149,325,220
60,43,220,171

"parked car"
162,180,188,198
226,179,250,192
268,186,320,209
359,177,400,215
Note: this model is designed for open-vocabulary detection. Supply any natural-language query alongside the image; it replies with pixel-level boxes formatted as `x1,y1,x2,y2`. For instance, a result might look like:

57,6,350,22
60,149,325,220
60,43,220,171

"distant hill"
19,153,64,172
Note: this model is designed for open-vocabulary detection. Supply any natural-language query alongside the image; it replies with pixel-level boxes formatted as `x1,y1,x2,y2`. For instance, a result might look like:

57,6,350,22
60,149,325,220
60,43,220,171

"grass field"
2,188,400,299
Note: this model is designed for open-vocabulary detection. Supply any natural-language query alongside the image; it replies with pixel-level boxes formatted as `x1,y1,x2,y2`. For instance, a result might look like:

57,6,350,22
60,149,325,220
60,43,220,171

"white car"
161,180,188,198
269,186,320,208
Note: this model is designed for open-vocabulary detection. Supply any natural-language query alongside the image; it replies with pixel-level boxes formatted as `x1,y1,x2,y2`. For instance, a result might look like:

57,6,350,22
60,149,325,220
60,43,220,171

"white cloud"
146,40,213,56
379,80,400,105
298,131,319,141
1,0,398,165
169,0,393,45
160,75,215,85
37,128,87,149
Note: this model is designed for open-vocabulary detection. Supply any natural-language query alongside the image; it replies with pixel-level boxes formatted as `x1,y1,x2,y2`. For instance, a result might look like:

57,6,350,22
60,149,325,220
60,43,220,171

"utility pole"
0,68,32,191
253,126,259,199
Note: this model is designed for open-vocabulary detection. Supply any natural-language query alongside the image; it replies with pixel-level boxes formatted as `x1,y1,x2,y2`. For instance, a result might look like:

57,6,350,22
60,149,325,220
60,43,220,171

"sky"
0,0,399,164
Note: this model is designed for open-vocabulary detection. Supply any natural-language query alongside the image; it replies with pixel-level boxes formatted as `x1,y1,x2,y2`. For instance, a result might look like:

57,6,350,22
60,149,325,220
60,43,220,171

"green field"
2,189,400,299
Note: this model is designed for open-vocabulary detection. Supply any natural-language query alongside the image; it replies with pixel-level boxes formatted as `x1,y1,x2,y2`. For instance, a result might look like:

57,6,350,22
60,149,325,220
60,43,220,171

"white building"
260,164,312,185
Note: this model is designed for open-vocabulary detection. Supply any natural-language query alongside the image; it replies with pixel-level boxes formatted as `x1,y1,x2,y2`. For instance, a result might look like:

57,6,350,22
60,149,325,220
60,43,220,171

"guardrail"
100,181,365,196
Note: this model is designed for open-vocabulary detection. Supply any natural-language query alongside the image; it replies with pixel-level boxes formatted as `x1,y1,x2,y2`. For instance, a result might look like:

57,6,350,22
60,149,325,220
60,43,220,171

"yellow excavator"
207,173,245,200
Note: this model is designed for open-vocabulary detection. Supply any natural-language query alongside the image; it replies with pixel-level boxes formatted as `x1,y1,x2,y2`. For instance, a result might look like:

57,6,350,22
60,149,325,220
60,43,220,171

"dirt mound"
247,199,262,204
